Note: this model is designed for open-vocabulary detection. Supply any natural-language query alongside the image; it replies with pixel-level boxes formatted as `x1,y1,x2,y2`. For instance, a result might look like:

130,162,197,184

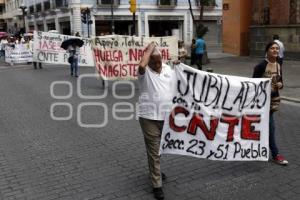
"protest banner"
5,44,33,63
159,64,271,161
92,35,178,80
33,31,94,67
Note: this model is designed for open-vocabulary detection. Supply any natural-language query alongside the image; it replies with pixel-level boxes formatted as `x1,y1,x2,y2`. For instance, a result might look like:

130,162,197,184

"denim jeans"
70,58,78,75
269,112,279,158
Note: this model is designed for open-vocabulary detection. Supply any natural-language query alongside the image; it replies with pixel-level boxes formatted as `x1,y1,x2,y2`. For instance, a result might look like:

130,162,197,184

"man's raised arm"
138,42,156,75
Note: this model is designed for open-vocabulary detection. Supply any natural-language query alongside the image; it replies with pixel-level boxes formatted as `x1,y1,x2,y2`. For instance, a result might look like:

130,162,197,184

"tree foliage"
188,0,217,38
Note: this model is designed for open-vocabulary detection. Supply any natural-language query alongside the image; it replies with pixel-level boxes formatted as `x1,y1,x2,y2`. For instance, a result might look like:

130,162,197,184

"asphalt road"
0,63,299,200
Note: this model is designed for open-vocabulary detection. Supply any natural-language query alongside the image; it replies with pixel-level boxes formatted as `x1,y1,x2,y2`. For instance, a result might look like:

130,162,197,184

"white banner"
92,35,178,80
159,64,271,161
5,44,33,63
33,31,94,67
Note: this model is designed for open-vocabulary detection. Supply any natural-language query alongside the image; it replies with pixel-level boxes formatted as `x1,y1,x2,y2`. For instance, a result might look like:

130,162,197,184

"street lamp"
111,0,115,34
19,4,27,34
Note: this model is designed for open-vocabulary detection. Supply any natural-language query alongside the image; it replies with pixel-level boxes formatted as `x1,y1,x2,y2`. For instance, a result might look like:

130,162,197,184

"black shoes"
153,187,164,200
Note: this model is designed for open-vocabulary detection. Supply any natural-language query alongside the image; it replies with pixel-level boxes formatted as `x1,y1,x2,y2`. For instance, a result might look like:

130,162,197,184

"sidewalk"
198,54,300,102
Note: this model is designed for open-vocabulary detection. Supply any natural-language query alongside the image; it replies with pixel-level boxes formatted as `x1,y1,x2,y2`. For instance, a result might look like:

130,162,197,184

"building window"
29,5,34,14
196,0,216,7
55,0,69,8
289,0,300,24
263,7,270,25
97,0,120,5
0,5,4,15
44,1,51,11
36,3,42,12
157,0,177,6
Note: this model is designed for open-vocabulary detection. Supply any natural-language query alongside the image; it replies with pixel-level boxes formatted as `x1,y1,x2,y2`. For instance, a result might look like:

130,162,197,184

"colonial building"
250,0,300,58
223,0,300,58
2,0,222,46
2,0,26,34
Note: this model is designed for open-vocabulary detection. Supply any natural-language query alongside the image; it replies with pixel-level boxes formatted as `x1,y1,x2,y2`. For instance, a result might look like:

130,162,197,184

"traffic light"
129,0,136,13
81,9,87,24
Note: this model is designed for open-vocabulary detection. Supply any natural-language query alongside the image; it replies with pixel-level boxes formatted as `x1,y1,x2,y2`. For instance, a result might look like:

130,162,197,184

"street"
0,58,299,200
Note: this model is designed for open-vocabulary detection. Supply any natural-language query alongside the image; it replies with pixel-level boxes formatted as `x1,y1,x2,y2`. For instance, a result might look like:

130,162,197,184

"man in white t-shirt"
273,35,285,66
138,42,175,200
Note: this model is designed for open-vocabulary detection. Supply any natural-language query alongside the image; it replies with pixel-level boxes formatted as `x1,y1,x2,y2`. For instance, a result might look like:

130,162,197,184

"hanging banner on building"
33,31,94,67
159,64,271,161
5,44,33,63
92,35,178,80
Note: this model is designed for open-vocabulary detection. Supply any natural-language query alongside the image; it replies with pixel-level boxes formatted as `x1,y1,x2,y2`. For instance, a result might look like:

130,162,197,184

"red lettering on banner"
187,113,219,140
129,49,146,61
220,114,239,142
39,40,61,51
93,49,123,62
96,63,139,78
241,115,261,140
168,107,262,142
161,49,170,60
169,106,190,132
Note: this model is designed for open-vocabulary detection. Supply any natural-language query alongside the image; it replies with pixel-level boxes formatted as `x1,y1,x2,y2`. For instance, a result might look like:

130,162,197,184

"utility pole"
19,4,27,34
111,1,115,34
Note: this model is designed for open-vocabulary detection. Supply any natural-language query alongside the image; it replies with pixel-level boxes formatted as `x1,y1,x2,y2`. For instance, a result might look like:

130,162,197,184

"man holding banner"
138,42,175,200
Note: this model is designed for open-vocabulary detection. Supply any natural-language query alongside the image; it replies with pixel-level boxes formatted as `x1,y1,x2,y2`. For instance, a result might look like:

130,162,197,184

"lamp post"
111,0,115,34
19,4,27,34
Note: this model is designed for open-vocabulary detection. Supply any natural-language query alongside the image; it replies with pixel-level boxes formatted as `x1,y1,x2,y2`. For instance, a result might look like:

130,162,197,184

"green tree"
188,0,216,38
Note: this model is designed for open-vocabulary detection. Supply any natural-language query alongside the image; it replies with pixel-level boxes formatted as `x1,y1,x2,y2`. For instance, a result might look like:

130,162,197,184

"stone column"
91,14,96,37
70,0,82,35
55,16,60,33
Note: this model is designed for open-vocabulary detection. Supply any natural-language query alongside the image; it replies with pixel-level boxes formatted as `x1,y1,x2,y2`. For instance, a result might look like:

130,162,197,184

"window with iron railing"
29,5,34,13
55,0,69,8
44,1,51,11
289,0,300,24
157,0,177,6
36,3,42,12
97,0,120,5
195,0,216,7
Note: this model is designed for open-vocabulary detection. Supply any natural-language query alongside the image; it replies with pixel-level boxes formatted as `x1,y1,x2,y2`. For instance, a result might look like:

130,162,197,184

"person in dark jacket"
252,42,288,165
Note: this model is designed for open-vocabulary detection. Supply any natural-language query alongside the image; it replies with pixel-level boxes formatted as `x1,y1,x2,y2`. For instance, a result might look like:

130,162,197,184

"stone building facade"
250,0,300,58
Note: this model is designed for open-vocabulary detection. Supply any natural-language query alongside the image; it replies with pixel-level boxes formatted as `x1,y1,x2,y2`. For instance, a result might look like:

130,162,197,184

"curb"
281,96,300,103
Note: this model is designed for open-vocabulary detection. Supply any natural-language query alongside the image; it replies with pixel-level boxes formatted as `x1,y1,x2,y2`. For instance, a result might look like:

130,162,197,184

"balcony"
97,0,120,6
157,0,177,8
